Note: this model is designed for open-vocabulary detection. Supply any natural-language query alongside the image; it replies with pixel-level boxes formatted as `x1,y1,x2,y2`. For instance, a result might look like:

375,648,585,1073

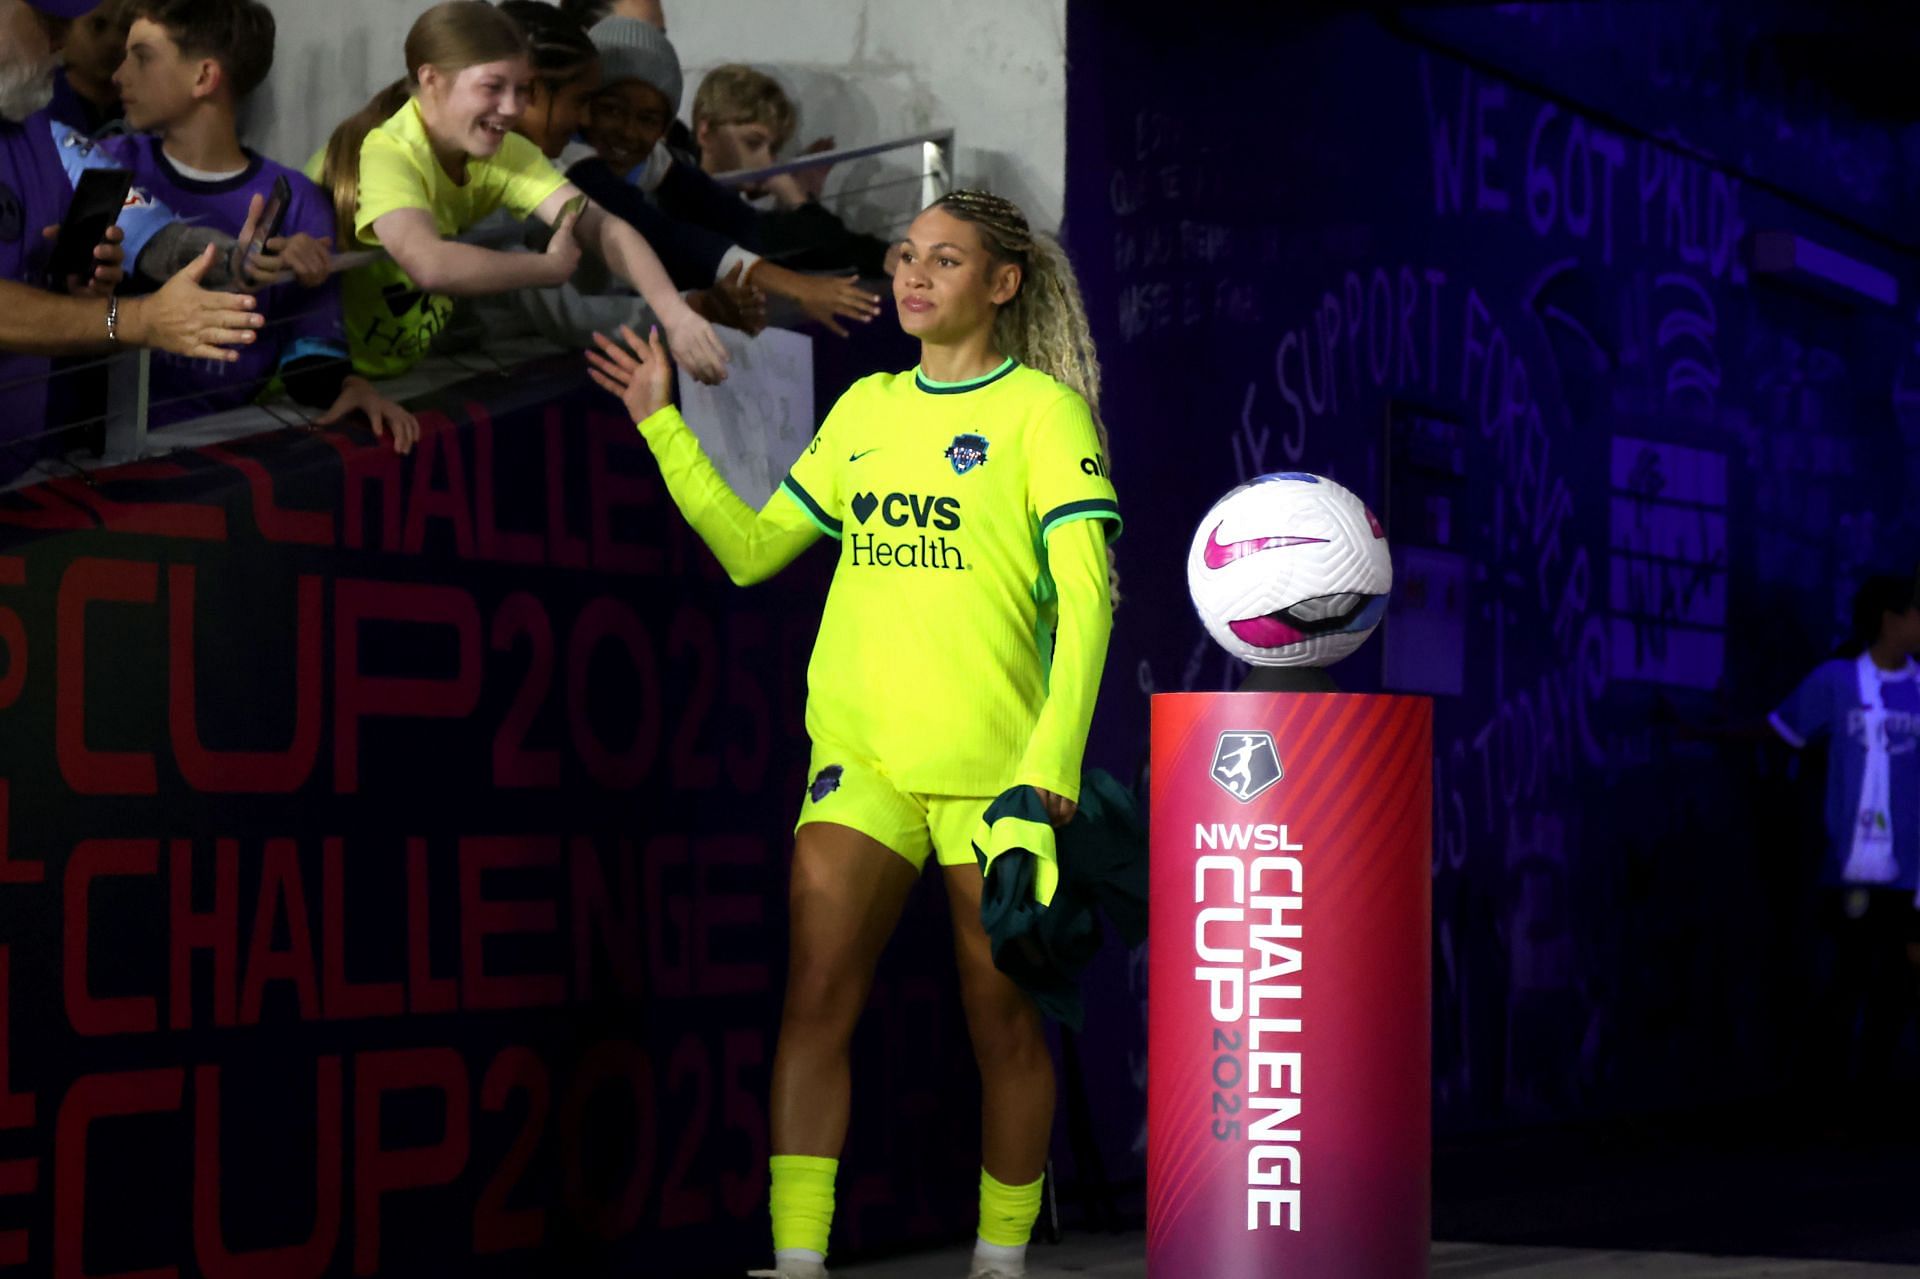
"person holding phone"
41,163,130,288
0,0,265,479
312,0,728,382
95,0,417,447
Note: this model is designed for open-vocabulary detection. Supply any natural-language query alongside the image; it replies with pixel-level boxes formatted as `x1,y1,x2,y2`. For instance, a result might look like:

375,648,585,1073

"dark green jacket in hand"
973,770,1148,1030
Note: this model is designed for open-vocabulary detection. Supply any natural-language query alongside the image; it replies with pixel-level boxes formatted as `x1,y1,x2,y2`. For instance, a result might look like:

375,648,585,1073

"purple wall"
1067,1,1920,1142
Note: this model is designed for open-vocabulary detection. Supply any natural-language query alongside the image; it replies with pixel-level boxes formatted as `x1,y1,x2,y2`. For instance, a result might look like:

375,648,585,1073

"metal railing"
5,127,955,488
710,128,955,219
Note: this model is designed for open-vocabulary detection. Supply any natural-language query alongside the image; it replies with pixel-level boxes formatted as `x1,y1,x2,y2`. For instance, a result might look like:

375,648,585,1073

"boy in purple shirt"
104,0,414,445
2,0,270,479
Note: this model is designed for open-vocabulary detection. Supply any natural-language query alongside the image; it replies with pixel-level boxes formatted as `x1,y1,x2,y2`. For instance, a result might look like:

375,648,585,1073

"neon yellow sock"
977,1167,1044,1249
770,1154,838,1257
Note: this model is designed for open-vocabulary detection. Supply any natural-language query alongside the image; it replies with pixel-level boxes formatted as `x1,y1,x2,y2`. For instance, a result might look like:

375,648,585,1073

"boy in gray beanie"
573,15,883,335
584,16,690,191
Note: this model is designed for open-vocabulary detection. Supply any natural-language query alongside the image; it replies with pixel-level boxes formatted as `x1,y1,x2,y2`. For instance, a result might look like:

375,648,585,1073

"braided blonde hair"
932,189,1118,601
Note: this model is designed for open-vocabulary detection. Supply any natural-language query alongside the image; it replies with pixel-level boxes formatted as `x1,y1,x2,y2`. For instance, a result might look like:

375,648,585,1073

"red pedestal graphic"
1147,693,1432,1278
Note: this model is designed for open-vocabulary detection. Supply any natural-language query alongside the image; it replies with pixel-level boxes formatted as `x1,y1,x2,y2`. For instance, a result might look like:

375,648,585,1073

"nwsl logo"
945,434,989,475
1211,732,1283,802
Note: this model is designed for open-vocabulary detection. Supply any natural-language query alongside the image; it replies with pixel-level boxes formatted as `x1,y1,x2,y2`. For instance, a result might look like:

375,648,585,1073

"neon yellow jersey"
780,359,1121,797
303,98,567,378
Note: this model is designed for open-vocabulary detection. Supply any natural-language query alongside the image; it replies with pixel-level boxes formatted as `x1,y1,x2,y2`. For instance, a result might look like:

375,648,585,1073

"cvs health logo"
849,492,962,531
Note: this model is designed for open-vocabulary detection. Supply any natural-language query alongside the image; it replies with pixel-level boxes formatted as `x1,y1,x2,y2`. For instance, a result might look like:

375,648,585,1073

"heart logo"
851,492,879,525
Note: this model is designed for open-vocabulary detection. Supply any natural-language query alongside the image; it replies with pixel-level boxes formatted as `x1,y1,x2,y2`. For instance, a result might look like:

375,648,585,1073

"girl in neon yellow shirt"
590,190,1120,1279
311,0,728,382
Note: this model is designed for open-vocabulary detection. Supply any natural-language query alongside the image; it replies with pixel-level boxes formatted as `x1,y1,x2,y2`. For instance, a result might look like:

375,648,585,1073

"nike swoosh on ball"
1202,523,1328,570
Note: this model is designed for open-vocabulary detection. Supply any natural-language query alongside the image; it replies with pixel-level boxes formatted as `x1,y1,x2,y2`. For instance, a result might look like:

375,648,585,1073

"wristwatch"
105,295,120,345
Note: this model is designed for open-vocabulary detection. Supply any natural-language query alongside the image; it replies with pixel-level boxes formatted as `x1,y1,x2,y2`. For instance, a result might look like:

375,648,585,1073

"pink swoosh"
1202,523,1329,570
1228,615,1309,648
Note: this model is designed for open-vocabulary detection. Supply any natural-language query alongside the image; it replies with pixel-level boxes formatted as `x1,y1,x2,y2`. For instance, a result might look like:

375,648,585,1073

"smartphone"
46,167,133,289
242,174,292,262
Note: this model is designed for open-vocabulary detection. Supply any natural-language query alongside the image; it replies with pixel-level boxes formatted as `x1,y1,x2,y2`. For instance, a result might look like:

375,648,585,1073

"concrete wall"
248,0,1068,231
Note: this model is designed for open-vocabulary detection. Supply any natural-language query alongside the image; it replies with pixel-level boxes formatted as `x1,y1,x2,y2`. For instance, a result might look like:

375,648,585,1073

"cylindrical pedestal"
1147,692,1432,1278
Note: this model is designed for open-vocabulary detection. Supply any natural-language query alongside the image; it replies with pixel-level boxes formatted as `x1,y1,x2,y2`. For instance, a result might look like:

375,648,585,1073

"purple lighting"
1751,230,1898,306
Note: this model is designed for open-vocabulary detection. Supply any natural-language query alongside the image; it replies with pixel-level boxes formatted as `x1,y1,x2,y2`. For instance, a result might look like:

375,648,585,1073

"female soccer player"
588,189,1120,1279
312,0,727,381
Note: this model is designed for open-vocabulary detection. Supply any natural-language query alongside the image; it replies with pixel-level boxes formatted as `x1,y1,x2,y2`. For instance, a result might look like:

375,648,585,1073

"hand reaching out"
541,203,584,287
316,375,419,455
687,261,768,335
123,245,262,360
250,233,334,290
761,266,880,338
797,272,880,338
586,324,676,426
795,136,836,202
659,305,729,385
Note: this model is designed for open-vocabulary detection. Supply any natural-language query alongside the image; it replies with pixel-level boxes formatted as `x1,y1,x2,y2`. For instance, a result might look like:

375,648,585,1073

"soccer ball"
1186,472,1393,667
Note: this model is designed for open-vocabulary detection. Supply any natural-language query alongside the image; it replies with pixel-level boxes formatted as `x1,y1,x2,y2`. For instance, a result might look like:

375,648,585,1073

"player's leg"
936,802,1053,1278
762,757,929,1277
772,818,921,1155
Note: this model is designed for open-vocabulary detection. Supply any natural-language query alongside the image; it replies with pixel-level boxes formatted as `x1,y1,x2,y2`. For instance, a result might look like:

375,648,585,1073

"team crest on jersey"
945,433,989,475
808,765,843,803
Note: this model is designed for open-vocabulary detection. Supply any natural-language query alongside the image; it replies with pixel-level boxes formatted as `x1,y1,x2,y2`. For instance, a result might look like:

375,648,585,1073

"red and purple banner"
1148,692,1432,1278
0,357,979,1276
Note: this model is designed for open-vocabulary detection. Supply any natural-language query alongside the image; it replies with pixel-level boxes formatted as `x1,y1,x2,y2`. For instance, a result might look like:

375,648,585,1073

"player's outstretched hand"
587,323,675,426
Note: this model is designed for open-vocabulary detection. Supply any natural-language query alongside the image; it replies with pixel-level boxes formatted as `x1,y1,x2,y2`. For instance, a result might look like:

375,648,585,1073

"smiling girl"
589,189,1120,1279
312,0,726,381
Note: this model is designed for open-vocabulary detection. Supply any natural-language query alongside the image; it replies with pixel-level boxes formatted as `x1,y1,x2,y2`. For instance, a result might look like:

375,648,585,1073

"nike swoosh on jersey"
849,449,879,462
1202,523,1329,570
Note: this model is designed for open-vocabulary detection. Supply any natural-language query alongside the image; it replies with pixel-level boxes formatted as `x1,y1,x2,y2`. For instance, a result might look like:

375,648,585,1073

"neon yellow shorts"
794,743,994,871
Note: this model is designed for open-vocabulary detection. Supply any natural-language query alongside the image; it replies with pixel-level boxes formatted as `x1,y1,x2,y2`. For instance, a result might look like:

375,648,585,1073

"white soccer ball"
1186,472,1393,667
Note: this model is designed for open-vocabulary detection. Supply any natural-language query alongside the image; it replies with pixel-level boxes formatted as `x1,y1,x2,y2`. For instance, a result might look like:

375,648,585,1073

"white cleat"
965,1266,1023,1279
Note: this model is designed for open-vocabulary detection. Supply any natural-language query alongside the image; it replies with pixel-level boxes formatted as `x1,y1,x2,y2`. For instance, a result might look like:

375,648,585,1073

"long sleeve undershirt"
636,404,820,584
1013,516,1112,803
